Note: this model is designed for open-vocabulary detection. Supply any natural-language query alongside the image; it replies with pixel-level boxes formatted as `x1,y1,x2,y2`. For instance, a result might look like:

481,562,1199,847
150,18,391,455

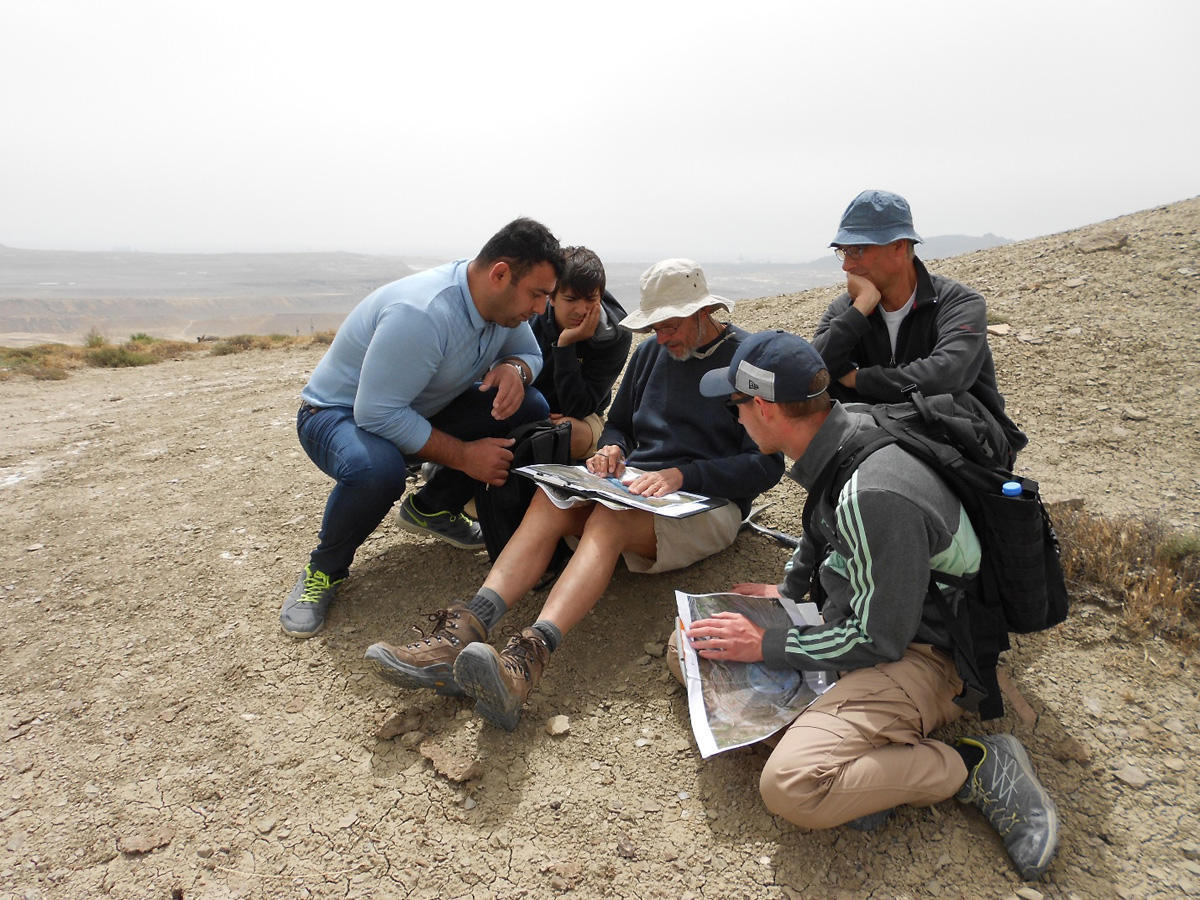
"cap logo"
735,361,776,401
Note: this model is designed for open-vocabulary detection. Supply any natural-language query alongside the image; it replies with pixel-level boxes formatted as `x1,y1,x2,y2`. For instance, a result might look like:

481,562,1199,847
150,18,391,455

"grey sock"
466,587,506,632
531,620,562,653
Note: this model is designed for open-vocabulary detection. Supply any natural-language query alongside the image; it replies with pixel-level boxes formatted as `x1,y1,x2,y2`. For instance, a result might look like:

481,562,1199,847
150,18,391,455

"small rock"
1052,736,1092,763
336,812,358,829
117,826,174,855
1063,277,1086,288
1181,841,1200,860
400,730,424,749
1121,406,1148,421
25,544,44,552
1016,888,1045,900
196,846,214,859
616,833,637,859
460,796,477,810
255,817,276,835
643,641,666,658
986,323,1011,336
1164,758,1186,772
550,875,568,891
546,715,570,736
1178,267,1197,276
634,738,650,747
419,741,484,783
1113,765,1150,788
1160,717,1186,734
376,712,420,741
1074,230,1128,253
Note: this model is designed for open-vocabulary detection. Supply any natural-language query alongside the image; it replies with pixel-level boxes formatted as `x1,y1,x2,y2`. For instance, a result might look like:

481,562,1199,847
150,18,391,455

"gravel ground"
1,198,1197,899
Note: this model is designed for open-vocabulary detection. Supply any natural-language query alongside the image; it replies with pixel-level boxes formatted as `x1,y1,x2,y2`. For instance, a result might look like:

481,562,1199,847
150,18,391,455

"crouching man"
365,259,784,730
689,329,1059,881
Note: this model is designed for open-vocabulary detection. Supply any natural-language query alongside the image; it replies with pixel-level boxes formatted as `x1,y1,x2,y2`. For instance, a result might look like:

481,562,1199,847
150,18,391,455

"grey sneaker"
395,494,484,551
364,604,486,696
956,735,1059,880
280,564,344,638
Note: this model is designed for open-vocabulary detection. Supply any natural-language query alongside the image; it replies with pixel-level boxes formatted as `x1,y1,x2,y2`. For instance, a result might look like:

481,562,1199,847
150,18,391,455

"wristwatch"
505,360,528,385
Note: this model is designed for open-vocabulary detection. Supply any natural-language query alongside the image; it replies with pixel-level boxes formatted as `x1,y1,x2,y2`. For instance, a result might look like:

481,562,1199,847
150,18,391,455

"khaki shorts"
579,412,605,459
618,499,742,574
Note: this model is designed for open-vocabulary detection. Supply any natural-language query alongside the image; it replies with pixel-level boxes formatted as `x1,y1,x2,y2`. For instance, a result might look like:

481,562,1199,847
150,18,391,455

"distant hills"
0,234,1011,346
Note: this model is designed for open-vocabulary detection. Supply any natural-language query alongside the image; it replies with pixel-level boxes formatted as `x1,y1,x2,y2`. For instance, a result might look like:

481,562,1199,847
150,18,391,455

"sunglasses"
725,393,754,411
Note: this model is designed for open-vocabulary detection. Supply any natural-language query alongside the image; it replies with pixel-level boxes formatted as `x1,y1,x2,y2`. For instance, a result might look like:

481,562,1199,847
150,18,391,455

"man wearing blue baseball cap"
814,189,1025,461
690,329,1059,882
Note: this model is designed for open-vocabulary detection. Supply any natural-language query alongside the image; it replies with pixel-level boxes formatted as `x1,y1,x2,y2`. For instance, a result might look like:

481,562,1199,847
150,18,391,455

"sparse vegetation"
1055,506,1200,647
1,331,332,379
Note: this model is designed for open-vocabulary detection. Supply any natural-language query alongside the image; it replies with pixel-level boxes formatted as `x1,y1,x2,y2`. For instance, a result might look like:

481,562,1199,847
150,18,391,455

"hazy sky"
2,1,1197,263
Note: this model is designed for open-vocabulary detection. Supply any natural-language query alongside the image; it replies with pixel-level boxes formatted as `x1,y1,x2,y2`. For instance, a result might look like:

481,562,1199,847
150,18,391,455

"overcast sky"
2,1,1196,263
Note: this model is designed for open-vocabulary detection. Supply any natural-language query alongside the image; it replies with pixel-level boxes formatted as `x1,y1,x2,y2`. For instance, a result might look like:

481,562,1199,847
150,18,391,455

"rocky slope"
0,198,1197,899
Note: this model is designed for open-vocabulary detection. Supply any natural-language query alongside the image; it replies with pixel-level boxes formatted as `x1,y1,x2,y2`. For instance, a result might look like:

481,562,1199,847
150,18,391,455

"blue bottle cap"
1002,481,1022,497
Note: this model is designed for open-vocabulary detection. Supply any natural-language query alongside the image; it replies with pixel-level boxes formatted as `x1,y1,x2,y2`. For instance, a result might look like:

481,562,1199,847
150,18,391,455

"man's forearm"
415,427,469,470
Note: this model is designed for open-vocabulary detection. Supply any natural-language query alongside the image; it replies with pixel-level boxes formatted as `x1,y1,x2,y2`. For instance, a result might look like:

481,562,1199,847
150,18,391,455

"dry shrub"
1054,506,1199,646
309,330,336,345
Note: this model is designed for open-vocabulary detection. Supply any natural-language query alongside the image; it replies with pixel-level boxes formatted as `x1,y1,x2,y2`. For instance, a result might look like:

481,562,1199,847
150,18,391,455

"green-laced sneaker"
280,564,345,638
956,734,1059,880
395,494,484,550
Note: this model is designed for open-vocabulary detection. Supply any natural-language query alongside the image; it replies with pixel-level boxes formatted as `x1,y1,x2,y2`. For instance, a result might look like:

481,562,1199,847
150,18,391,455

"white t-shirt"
879,291,917,355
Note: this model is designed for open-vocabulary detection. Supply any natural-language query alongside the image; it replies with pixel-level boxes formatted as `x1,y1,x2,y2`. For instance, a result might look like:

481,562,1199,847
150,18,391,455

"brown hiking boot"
453,627,550,731
364,604,486,696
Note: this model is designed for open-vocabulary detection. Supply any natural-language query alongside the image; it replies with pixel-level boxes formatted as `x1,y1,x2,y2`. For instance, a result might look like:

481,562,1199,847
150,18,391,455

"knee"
339,452,408,497
759,746,838,830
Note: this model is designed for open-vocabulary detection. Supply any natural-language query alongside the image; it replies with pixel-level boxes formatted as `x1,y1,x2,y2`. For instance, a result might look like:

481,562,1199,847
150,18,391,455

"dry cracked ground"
1,198,1198,899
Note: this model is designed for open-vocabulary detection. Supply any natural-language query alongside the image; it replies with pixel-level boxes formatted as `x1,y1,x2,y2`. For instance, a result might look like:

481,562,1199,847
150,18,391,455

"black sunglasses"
725,393,754,411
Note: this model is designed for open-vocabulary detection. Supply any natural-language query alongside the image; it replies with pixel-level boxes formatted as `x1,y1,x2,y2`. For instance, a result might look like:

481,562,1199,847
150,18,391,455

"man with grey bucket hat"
685,328,1059,881
813,189,1026,461
364,259,784,731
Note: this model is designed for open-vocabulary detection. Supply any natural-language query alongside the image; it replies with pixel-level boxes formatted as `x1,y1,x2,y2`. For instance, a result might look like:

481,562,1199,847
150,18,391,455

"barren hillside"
0,199,1197,899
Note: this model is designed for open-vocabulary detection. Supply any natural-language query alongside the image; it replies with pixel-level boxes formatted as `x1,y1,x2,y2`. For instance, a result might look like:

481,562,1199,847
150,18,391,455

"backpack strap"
924,571,989,712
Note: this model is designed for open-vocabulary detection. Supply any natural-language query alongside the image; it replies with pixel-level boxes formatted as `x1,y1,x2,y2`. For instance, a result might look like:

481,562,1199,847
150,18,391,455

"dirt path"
1,200,1198,899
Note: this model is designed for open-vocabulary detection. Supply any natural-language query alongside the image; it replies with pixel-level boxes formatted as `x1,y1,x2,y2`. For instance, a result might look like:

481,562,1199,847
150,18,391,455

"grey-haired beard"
670,322,732,362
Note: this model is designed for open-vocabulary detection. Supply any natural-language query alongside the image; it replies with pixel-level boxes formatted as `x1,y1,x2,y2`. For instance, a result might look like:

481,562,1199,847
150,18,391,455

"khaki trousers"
758,644,968,829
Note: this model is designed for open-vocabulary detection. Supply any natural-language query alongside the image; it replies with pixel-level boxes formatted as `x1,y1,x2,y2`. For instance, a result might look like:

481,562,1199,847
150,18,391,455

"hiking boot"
396,494,484,550
453,628,550,731
280,564,344,638
364,605,486,697
956,734,1059,880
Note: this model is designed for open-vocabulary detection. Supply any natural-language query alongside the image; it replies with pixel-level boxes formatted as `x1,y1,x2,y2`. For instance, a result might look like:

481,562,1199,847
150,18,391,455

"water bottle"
1002,481,1022,498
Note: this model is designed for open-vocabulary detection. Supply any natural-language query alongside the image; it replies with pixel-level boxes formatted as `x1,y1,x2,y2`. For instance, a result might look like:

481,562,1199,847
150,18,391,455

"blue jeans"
297,385,548,577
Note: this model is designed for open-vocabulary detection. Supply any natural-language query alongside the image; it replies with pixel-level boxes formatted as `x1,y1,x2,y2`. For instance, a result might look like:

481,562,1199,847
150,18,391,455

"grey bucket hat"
830,189,924,246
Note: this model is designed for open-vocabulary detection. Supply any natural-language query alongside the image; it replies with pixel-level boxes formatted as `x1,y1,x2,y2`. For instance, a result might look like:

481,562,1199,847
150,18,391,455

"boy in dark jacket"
529,247,631,460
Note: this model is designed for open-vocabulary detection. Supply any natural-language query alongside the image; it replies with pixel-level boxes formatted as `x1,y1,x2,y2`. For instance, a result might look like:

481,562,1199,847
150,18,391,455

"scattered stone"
1160,717,1186,734
460,796,477,810
1063,277,1086,288
255,817,276,835
1181,841,1200,861
1016,888,1045,900
986,323,1011,336
1164,758,1186,773
117,826,174,855
1052,736,1092,763
376,712,421,741
24,544,44,552
419,741,484,783
546,715,570,736
400,730,424,749
634,738,650,747
1178,267,1197,276
336,812,358,829
1075,230,1128,253
196,846,214,859
616,832,637,859
1121,406,1149,421
643,641,666,658
1114,765,1150,788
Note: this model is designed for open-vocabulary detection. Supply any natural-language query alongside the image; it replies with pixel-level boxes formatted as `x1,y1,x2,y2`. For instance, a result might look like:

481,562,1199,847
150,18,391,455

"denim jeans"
297,385,548,577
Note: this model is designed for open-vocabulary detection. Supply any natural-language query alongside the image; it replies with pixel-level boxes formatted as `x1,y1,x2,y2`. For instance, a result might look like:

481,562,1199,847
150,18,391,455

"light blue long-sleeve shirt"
301,260,543,453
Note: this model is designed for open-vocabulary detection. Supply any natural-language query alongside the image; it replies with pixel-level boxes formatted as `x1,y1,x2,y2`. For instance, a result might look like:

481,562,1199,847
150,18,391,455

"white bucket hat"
621,258,733,332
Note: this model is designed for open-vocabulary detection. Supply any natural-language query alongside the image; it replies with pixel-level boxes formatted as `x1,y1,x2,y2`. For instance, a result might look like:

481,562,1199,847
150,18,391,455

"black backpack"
474,419,572,562
802,392,1069,719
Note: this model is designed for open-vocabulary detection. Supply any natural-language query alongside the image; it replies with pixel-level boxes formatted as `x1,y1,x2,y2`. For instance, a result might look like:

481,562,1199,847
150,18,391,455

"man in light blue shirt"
282,218,563,638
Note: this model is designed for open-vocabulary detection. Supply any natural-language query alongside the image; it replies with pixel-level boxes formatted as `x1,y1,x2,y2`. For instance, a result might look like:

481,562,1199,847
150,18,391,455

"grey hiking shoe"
395,494,484,550
956,734,1059,880
364,604,486,697
280,564,344,638
454,628,550,731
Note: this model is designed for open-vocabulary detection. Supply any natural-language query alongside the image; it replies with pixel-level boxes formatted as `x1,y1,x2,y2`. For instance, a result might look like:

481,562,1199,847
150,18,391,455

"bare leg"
481,490,592,608
536,505,657,635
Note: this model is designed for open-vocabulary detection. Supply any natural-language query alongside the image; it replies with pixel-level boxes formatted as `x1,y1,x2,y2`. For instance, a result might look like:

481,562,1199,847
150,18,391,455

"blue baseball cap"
699,330,827,402
830,189,924,246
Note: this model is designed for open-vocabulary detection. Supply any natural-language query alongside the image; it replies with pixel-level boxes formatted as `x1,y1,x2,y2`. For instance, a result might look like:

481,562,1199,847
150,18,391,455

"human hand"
479,363,525,420
557,301,601,346
838,368,858,388
586,444,625,478
625,466,683,497
730,582,782,598
461,437,516,486
847,273,882,316
686,612,765,663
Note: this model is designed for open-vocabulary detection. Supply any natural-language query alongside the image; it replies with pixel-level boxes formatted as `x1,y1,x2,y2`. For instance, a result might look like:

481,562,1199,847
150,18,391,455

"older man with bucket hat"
363,259,784,730
813,189,1025,460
